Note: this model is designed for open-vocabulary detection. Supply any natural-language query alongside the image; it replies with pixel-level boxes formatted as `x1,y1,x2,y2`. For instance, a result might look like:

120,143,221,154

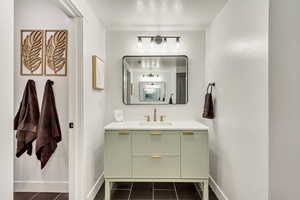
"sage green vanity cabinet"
104,127,209,200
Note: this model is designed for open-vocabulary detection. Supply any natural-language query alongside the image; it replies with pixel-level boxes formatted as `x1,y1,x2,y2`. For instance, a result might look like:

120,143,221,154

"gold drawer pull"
151,132,161,135
151,155,161,158
183,132,194,135
118,131,129,135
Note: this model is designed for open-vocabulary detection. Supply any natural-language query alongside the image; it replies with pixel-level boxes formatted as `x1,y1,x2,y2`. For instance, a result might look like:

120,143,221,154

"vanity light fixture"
137,35,181,48
142,73,160,78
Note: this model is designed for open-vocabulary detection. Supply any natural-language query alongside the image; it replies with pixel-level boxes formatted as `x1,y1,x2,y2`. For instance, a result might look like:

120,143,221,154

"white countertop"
104,120,208,131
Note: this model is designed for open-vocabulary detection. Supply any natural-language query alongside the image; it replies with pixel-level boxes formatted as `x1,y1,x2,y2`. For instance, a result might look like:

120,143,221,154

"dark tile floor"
94,182,219,200
14,192,68,200
14,182,218,200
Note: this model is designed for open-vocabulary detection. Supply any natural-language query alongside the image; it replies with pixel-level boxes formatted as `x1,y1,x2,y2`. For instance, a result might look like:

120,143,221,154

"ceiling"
88,0,227,30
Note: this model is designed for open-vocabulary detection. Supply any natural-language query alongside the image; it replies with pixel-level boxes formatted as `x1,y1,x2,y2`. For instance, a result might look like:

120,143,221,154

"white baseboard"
209,176,229,200
14,181,68,193
86,173,104,200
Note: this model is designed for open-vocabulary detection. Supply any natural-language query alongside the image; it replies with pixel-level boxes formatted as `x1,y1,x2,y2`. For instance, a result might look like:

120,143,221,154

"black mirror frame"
122,55,189,105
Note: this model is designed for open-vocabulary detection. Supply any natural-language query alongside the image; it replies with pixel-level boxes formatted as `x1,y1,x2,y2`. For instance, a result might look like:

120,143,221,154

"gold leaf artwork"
46,30,67,74
21,31,43,74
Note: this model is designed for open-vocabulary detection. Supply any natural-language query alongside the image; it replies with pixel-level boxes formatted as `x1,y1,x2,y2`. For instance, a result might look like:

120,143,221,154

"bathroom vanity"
104,121,209,200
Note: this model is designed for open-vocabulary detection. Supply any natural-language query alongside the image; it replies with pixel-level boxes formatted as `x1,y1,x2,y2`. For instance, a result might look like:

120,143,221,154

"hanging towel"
14,80,40,157
169,93,174,104
202,84,215,119
36,80,61,169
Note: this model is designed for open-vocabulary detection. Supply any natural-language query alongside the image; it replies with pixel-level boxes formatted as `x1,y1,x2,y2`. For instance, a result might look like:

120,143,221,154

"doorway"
13,0,83,199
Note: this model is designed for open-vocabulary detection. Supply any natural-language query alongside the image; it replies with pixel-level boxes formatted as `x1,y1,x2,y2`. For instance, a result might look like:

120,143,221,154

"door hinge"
69,122,74,129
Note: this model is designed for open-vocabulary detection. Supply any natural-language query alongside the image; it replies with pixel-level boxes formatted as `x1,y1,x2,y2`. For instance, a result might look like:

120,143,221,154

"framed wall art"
44,30,68,76
92,55,105,90
21,30,44,76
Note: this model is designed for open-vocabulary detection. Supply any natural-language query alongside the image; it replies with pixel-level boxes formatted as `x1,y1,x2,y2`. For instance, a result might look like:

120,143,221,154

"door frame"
56,0,83,199
1,0,14,199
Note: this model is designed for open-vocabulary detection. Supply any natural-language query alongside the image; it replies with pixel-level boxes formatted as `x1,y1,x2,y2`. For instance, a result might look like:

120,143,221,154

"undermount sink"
139,121,173,126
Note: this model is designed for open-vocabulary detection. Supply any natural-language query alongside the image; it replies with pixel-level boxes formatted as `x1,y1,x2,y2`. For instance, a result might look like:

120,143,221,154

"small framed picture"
92,55,105,90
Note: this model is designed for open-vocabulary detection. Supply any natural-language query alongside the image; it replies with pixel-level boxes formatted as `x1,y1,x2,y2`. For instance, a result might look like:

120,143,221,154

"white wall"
68,0,107,199
205,0,269,200
82,10,106,200
0,0,14,199
269,0,300,199
105,31,205,123
14,0,72,192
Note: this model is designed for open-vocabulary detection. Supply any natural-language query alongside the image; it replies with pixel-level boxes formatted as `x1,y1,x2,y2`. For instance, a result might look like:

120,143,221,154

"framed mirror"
123,55,188,105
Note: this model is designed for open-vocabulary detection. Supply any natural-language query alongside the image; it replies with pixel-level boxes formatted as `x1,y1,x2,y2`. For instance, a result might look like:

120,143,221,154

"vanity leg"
105,179,111,200
203,180,209,200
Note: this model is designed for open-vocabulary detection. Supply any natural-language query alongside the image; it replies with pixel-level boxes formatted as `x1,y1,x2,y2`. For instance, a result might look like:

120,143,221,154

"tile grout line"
194,183,203,199
173,183,179,200
127,183,133,200
112,188,131,191
29,193,40,200
152,182,155,200
54,193,62,200
153,188,175,191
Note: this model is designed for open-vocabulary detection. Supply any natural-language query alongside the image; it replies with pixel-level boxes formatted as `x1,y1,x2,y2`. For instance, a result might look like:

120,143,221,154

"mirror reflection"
123,56,188,105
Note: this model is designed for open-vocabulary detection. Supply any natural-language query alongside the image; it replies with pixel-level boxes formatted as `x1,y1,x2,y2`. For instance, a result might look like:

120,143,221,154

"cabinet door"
104,131,131,178
181,131,209,178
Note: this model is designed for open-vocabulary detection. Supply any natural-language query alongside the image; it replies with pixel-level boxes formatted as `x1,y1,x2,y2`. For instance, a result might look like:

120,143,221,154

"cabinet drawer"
132,155,180,178
132,131,180,155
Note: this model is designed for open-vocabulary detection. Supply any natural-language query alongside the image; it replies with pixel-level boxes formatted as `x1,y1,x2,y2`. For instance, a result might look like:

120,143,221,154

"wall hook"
209,82,215,87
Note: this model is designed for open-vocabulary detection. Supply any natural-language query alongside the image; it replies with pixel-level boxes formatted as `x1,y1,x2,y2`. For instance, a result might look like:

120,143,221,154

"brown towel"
202,84,215,119
14,80,40,157
36,80,61,169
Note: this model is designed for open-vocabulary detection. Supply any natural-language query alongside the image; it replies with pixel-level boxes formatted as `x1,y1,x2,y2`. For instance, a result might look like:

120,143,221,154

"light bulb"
138,37,142,48
150,37,154,48
176,37,180,49
163,37,167,48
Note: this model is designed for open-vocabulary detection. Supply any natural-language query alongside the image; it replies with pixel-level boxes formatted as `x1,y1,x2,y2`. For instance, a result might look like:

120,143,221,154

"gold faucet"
153,108,157,122
160,115,166,122
144,115,150,122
